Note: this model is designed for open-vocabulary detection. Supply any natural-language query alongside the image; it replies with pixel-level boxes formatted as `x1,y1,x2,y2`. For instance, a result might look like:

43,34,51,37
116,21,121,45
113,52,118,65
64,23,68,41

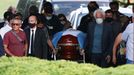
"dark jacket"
113,11,129,32
0,22,5,29
85,21,114,62
0,35,4,56
77,14,95,33
41,14,63,38
24,27,48,59
106,20,121,40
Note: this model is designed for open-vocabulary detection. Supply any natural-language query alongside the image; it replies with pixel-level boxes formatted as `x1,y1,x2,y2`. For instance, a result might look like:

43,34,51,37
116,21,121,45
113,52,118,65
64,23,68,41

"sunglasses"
11,23,20,26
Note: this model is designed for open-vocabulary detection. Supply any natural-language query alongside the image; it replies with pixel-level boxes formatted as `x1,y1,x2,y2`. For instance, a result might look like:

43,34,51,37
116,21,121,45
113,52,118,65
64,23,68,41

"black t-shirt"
77,14,95,33
40,14,63,38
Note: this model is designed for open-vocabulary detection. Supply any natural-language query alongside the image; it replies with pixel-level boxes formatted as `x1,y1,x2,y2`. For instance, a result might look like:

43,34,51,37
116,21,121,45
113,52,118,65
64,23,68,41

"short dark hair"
43,2,53,14
109,1,119,7
3,11,13,22
105,9,113,14
29,5,38,14
58,14,67,21
28,14,40,24
43,2,53,8
87,1,99,12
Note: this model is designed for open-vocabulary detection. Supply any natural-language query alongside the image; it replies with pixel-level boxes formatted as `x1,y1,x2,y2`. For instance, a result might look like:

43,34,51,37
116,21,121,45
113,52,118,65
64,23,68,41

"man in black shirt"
77,1,99,33
41,2,63,38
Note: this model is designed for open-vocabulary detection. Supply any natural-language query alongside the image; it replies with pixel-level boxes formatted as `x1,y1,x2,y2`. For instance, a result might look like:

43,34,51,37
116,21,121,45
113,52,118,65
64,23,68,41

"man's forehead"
89,3,96,7
12,19,21,23
106,13,112,15
29,16,36,20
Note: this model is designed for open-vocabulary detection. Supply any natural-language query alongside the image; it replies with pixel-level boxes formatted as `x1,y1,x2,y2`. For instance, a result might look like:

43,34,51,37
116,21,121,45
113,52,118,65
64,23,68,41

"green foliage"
95,65,134,75
0,56,100,75
0,56,134,75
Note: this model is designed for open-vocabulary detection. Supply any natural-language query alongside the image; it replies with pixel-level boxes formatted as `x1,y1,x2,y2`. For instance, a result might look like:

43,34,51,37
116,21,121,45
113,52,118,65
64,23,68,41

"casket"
57,34,80,60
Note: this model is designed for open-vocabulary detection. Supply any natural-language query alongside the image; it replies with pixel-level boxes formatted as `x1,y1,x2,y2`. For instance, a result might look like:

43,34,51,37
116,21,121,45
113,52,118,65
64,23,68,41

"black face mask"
29,23,36,28
44,7,53,14
105,18,113,22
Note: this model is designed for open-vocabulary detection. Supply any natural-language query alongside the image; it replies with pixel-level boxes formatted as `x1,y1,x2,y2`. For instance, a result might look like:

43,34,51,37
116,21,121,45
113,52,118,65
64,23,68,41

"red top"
3,30,27,56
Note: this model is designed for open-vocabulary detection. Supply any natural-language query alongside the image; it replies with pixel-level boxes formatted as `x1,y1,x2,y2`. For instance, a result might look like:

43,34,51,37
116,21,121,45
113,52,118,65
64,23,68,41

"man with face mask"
77,1,99,33
105,9,121,40
22,5,43,29
105,9,122,66
85,9,114,67
24,14,56,59
41,2,63,39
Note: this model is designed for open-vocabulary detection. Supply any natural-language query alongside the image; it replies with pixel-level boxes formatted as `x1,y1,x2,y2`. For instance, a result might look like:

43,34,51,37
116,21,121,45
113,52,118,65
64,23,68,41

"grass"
0,0,18,19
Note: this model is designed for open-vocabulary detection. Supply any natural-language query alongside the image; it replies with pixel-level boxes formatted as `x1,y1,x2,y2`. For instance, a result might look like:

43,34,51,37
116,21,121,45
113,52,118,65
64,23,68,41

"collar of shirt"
28,27,37,54
30,27,37,34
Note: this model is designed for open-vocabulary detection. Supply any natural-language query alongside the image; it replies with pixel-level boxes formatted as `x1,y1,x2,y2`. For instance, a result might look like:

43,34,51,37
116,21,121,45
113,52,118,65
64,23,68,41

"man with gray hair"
85,9,114,67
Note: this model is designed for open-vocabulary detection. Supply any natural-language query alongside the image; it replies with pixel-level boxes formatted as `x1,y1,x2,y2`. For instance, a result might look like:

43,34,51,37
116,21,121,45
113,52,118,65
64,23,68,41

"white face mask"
61,21,66,25
96,18,103,24
46,16,52,20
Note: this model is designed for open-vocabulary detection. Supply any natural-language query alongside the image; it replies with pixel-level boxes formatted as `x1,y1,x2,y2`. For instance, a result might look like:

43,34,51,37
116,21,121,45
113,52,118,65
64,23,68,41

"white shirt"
0,24,12,39
62,28,81,37
122,23,134,61
28,27,37,54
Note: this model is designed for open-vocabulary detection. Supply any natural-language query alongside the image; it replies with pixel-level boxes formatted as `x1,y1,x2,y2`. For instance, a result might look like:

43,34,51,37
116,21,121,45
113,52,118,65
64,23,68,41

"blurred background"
0,0,19,18
0,0,133,21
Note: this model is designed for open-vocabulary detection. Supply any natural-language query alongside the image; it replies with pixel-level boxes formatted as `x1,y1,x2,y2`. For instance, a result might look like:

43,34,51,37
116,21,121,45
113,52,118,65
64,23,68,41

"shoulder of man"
4,30,12,36
52,14,58,18
89,20,96,24
37,27,46,32
119,12,129,19
82,14,92,20
24,27,30,32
